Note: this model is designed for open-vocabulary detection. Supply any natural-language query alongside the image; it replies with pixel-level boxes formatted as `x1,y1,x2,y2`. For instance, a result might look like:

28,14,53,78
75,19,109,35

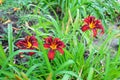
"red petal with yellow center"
44,36,65,60
16,36,38,49
50,38,60,50
16,36,38,56
81,16,104,37
28,36,38,49
81,25,90,32
16,40,28,49
48,49,55,60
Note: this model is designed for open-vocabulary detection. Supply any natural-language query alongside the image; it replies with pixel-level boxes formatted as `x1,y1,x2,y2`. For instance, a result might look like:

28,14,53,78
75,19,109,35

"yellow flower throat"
89,22,95,29
50,43,57,50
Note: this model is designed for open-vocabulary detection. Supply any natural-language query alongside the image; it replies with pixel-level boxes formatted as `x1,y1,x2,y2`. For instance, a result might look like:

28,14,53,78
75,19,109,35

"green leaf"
8,24,13,55
55,60,74,73
57,71,82,80
26,63,42,76
104,53,110,80
62,74,70,80
87,67,94,80
0,42,6,65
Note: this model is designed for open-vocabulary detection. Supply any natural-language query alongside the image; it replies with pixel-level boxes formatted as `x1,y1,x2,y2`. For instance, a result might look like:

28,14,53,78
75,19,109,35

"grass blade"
26,63,41,76
8,24,13,55
87,67,94,80
104,53,110,80
55,60,74,73
0,42,6,65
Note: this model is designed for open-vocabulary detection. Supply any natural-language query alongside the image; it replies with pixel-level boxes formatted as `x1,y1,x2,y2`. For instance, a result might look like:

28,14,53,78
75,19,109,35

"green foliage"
0,0,120,80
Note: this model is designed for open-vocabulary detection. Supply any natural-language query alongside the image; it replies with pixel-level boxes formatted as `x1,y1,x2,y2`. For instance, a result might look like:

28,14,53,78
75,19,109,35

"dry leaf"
13,27,21,31
115,34,120,38
65,9,73,34
25,22,35,31
0,18,2,21
21,72,29,80
0,0,3,5
3,19,11,24
0,18,4,22
46,73,52,80
14,7,20,12
15,74,22,80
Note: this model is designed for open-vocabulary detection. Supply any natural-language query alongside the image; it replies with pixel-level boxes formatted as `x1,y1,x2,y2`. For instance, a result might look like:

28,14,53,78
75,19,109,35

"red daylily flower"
16,36,38,56
81,16,104,37
44,36,65,60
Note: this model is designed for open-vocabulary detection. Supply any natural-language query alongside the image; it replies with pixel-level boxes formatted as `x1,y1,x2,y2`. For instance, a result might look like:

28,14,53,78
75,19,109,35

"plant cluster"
0,0,120,80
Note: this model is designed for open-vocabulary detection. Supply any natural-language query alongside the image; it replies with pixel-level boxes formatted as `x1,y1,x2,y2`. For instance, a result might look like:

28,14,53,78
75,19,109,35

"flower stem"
36,35,54,79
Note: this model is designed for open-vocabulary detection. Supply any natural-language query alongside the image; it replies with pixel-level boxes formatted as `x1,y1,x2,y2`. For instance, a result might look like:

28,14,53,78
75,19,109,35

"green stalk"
8,24,14,63
0,42,6,61
8,24,13,55
36,35,54,79
42,51,56,79
104,53,110,80
114,39,120,62
43,51,53,72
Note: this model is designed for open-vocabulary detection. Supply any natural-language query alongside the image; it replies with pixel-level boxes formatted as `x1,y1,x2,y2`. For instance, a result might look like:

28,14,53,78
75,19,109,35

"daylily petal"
81,25,90,32
84,16,95,24
57,48,64,54
57,41,65,48
25,36,30,42
89,16,95,23
16,40,28,49
54,38,60,43
94,20,100,25
28,52,35,56
96,25,104,35
32,41,38,49
28,36,38,48
48,49,55,60
44,44,50,49
30,36,37,42
44,36,53,43
92,29,97,37
32,45,38,49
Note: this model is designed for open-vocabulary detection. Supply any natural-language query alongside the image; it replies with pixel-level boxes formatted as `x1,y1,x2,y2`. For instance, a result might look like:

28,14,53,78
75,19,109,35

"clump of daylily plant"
43,36,65,60
16,36,38,56
81,16,104,37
